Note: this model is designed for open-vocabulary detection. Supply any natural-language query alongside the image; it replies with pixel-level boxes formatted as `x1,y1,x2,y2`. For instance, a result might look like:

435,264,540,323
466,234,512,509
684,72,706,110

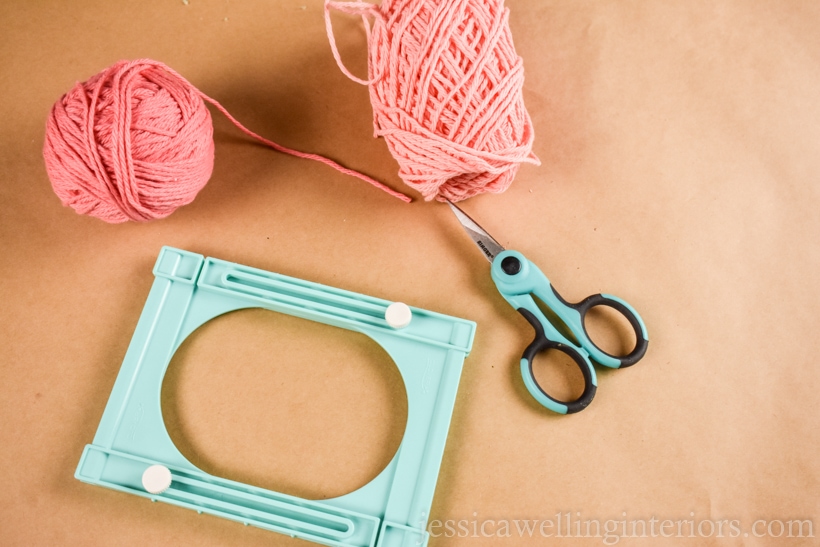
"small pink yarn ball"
44,59,215,223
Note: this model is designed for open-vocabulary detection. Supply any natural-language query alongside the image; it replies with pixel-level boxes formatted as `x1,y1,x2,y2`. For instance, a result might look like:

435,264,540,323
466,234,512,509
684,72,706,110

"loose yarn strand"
324,1,384,85
198,93,409,203
44,58,409,223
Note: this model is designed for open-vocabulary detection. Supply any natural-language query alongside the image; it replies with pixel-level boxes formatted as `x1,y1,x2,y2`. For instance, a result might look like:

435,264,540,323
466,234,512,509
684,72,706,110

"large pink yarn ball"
326,0,540,202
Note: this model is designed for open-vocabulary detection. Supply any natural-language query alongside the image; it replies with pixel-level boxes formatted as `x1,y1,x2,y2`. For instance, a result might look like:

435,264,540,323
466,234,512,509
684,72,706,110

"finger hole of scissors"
530,347,587,403
582,303,638,358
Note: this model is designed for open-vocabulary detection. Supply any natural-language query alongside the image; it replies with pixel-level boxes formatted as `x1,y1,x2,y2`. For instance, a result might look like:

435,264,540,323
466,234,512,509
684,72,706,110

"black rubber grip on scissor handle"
569,292,649,368
518,308,597,414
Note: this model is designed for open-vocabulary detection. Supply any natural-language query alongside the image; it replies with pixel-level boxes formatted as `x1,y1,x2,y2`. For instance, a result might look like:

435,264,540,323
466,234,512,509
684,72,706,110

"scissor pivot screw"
501,256,521,275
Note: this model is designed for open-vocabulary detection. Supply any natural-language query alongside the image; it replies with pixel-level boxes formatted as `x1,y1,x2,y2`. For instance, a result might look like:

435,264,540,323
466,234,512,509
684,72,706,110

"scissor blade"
446,200,506,262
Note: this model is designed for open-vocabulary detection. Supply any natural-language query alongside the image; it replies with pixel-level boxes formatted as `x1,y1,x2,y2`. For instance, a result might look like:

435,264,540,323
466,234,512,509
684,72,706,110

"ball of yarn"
325,0,540,202
44,59,410,223
44,59,215,223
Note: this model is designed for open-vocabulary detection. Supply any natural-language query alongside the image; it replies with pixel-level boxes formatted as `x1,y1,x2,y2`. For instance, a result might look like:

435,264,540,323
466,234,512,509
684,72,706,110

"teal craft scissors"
447,200,649,414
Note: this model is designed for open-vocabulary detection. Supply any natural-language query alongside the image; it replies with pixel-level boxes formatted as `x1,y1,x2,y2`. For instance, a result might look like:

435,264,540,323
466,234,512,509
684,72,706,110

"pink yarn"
325,0,539,202
44,59,409,223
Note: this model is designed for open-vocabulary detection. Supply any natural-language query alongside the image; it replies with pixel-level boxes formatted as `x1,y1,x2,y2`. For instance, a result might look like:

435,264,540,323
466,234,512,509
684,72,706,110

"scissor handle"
492,250,649,369
569,292,649,368
517,308,597,414
491,250,649,413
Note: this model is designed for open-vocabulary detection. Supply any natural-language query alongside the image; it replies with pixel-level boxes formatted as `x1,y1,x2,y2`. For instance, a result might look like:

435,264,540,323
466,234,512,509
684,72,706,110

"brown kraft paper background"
1,1,818,546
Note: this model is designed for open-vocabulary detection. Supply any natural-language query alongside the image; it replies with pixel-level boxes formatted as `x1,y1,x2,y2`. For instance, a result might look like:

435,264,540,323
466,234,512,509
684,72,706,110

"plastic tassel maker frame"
76,247,475,547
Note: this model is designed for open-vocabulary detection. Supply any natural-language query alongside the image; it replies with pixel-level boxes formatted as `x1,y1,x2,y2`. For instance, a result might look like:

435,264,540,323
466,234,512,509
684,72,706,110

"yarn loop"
325,0,539,202
44,59,408,223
